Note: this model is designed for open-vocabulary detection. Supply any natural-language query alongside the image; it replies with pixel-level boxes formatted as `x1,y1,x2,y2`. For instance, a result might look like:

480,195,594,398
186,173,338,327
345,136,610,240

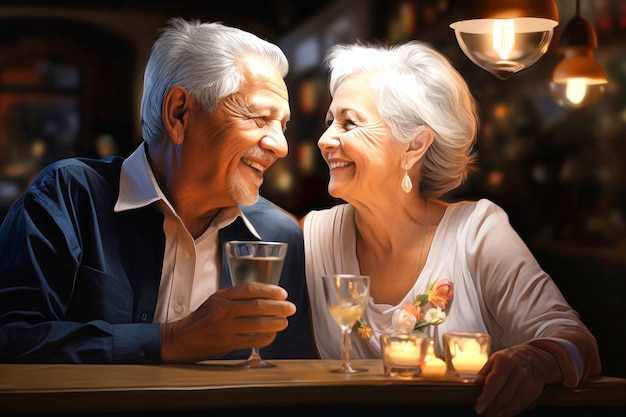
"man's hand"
474,343,563,417
160,282,296,362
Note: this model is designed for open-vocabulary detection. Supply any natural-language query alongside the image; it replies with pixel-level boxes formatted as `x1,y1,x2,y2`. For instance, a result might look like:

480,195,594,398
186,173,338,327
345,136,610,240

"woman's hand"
474,343,563,417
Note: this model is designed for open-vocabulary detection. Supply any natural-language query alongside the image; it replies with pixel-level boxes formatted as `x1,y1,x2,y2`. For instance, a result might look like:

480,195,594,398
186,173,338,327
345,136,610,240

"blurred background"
0,0,624,376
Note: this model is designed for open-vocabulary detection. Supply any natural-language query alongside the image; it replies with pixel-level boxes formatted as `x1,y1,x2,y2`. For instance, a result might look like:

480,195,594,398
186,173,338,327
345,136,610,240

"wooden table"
1,360,625,416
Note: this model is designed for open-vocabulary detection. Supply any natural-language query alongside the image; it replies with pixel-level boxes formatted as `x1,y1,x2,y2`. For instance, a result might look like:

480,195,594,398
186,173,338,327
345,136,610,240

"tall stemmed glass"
225,240,288,369
322,274,370,373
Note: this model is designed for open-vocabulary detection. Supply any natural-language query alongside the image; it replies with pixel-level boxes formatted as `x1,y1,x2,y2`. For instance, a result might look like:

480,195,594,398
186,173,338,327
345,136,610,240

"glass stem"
340,328,352,370
248,347,261,362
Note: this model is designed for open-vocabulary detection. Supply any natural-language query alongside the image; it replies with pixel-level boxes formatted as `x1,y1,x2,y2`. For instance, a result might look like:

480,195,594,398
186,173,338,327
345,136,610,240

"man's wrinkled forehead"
239,57,289,101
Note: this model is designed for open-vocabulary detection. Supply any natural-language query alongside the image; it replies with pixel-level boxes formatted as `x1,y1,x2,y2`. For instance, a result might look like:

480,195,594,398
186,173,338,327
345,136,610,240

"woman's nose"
318,127,340,154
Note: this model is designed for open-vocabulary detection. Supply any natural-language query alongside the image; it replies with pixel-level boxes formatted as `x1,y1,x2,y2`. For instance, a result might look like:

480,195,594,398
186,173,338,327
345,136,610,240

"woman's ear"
405,126,434,168
163,86,190,145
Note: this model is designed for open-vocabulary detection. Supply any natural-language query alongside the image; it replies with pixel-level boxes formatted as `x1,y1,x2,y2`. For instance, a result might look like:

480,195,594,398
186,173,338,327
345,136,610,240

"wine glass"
225,240,288,369
322,274,370,373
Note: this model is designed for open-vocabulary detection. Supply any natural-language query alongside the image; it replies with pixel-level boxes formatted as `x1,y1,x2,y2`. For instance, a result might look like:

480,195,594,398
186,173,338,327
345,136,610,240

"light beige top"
304,199,594,384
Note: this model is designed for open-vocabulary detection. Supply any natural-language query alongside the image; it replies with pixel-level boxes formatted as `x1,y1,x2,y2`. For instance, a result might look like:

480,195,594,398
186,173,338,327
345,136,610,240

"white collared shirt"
114,143,260,323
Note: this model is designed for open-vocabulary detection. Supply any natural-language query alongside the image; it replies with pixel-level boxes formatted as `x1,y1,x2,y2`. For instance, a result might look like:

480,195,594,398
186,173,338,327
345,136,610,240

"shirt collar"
114,142,260,239
114,143,160,212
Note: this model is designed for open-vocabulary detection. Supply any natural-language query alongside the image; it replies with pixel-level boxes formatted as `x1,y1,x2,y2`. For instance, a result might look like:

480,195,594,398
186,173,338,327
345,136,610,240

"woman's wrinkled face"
318,73,402,202
184,57,290,206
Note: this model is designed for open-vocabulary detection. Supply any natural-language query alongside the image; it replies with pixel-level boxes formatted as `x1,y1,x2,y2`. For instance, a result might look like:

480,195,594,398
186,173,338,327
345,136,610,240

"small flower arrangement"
357,278,454,339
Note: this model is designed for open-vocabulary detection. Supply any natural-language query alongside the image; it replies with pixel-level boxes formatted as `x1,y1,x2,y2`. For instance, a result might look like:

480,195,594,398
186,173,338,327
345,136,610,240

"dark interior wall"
0,17,136,154
0,15,138,216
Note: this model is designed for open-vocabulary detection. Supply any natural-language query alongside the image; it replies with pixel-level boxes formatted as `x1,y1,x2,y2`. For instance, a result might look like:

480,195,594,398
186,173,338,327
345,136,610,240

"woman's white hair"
140,18,289,144
325,40,478,198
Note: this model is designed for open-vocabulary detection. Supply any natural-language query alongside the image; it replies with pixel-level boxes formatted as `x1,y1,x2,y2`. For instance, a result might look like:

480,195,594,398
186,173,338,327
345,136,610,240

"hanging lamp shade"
550,13,608,109
449,0,559,80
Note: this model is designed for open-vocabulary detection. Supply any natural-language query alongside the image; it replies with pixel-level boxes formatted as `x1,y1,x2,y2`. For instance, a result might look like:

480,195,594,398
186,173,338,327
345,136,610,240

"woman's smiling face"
318,73,404,202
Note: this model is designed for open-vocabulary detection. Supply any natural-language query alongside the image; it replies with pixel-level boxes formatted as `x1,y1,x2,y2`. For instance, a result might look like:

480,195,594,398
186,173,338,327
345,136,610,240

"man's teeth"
243,158,264,172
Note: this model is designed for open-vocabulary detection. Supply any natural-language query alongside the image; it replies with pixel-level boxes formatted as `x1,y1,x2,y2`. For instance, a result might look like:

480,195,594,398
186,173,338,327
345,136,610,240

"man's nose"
260,131,288,159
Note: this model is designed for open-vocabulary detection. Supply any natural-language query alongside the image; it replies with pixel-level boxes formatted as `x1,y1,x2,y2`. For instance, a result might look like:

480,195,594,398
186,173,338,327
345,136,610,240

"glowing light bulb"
565,78,587,105
550,11,608,109
449,0,558,80
492,19,515,60
551,48,608,109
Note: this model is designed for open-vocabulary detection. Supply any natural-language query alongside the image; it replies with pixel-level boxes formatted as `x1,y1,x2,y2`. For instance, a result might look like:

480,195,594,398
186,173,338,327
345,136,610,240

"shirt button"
138,349,146,357
140,312,148,321
175,305,183,313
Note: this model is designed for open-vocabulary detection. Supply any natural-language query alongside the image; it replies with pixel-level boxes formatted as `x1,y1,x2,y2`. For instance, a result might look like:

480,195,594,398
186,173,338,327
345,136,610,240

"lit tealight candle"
420,341,446,378
421,357,446,378
451,352,488,373
385,341,422,367
444,332,491,378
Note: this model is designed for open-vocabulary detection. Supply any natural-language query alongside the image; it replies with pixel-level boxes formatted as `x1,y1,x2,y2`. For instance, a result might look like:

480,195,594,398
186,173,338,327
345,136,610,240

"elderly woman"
302,41,600,417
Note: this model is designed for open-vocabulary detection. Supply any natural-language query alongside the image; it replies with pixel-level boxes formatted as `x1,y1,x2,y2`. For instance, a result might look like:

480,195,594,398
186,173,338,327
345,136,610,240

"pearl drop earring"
402,163,413,193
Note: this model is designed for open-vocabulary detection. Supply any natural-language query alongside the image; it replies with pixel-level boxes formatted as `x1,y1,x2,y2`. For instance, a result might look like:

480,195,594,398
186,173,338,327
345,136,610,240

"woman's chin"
327,186,341,199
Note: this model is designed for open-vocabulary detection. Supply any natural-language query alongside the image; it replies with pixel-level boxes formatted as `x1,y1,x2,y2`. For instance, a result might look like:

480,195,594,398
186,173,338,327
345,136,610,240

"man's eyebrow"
246,101,280,114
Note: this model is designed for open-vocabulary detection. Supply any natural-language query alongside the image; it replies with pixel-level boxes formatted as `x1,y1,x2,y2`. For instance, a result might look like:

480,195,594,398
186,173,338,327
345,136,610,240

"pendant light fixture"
550,0,607,109
449,0,559,80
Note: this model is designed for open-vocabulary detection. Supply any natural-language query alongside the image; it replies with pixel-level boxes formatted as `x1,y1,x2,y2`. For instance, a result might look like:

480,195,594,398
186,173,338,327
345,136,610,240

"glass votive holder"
443,332,490,381
380,333,431,378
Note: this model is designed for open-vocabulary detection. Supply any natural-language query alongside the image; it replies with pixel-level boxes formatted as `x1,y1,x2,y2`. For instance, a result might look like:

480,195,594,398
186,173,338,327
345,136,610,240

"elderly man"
0,18,316,363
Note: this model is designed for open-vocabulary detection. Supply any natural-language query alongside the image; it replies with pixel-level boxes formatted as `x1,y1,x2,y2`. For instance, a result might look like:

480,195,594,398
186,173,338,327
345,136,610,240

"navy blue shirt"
0,155,316,363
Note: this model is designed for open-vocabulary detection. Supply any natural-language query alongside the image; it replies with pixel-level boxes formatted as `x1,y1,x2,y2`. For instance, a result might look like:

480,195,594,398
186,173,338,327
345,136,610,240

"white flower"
392,308,417,333
424,307,446,325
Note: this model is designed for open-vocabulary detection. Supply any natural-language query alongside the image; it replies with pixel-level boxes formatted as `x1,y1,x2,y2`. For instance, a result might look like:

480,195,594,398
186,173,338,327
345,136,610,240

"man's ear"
406,126,434,168
163,86,190,145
